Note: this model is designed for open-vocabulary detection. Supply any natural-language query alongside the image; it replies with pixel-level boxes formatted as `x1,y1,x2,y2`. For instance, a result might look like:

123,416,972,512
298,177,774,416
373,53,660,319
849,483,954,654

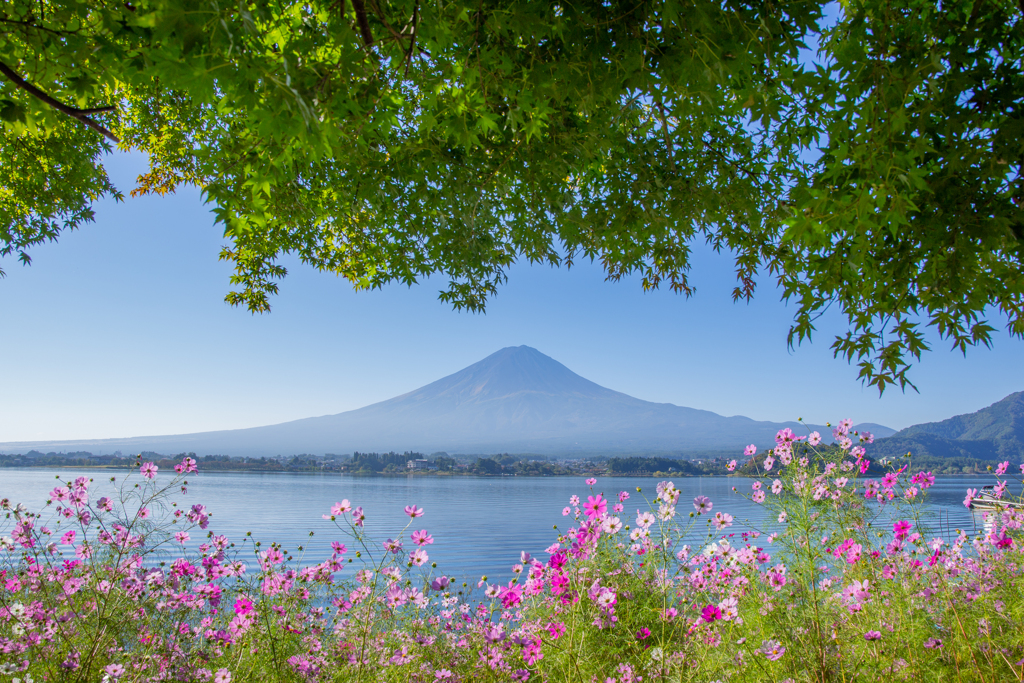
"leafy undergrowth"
2,421,1024,683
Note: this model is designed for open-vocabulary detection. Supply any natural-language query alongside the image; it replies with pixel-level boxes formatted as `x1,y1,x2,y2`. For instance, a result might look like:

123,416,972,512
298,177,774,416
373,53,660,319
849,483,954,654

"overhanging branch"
0,61,119,143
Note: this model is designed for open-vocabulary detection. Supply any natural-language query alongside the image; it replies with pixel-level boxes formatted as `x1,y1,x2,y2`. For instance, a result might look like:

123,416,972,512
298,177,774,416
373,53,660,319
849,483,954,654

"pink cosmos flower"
893,520,912,540
996,461,1009,475
744,444,757,456
808,431,821,446
411,530,434,546
964,488,977,508
864,631,882,641
859,459,870,474
260,547,285,566
404,505,424,518
601,516,623,533
409,549,429,566
174,531,190,544
636,511,656,528
214,669,232,683
352,507,365,527
713,512,734,530
60,530,76,545
562,506,571,516
105,664,125,679
331,500,352,515
547,621,566,639
693,495,712,514
140,462,158,479
50,486,70,501
636,628,651,640
726,459,738,472
701,604,722,622
771,479,783,494
585,478,597,486
752,490,766,503
618,491,630,502
234,596,254,615
613,503,624,513
582,494,607,520
174,456,198,474
759,640,785,660
881,472,899,489
924,638,942,649
763,456,775,471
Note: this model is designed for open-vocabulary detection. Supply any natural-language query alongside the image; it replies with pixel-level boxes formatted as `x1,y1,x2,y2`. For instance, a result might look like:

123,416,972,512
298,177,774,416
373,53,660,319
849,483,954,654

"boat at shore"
970,486,1024,511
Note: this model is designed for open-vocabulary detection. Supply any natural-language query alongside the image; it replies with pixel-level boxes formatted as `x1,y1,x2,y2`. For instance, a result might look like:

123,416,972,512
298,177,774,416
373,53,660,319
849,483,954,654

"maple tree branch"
0,60,119,143
350,0,375,46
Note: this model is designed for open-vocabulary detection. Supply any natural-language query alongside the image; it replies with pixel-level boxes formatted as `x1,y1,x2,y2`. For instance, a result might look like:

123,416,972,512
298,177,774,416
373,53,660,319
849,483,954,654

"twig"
0,60,119,142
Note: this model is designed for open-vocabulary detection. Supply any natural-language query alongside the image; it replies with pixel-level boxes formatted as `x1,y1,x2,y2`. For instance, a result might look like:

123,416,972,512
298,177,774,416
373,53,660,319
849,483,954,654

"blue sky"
1,150,1022,442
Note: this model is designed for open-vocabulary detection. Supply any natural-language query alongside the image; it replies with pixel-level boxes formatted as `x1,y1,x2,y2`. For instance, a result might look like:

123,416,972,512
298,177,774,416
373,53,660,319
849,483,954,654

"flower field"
2,421,1023,683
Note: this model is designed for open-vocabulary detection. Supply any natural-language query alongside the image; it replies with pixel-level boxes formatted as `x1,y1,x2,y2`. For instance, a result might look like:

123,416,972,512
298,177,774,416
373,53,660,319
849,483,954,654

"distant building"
407,459,431,470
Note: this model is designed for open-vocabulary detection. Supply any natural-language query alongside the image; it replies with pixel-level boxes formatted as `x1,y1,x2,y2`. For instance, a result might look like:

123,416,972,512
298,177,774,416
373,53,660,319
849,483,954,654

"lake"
0,469,1005,581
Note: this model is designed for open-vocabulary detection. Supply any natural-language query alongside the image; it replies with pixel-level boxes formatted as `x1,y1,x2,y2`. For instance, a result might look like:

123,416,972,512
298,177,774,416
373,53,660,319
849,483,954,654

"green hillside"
868,392,1024,461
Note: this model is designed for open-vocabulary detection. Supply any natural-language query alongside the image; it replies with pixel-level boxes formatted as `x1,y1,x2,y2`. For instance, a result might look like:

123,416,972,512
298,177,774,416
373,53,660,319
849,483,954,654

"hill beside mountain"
0,346,894,457
867,392,1024,461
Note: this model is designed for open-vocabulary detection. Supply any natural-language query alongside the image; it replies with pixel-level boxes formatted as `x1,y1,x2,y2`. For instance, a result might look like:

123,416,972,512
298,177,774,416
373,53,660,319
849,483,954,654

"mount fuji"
0,346,893,457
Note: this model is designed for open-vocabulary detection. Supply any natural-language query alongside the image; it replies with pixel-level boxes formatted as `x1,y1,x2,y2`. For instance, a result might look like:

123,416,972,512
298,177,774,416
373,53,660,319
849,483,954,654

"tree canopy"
2,0,1022,390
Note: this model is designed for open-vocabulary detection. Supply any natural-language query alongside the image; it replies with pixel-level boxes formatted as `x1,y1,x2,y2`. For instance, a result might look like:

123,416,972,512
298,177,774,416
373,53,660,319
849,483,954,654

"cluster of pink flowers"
2,430,1024,683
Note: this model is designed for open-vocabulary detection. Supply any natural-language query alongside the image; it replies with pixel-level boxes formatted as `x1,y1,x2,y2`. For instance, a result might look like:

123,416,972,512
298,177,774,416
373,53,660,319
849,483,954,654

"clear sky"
2,150,1022,443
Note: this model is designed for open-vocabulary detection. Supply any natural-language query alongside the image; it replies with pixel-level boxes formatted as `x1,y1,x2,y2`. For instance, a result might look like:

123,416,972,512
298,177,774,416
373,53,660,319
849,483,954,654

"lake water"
0,469,1006,581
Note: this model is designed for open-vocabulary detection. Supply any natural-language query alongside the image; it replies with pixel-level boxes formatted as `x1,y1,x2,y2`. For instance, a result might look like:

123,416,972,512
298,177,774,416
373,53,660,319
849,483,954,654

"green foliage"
1,0,1022,389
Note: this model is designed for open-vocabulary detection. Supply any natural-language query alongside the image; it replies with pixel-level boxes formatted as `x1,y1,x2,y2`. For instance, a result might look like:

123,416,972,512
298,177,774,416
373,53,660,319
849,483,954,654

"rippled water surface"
0,469,1010,581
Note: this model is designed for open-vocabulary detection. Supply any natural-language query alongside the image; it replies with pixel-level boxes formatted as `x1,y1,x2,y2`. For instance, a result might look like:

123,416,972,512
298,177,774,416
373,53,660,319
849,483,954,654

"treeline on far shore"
0,450,729,477
1,448,1000,477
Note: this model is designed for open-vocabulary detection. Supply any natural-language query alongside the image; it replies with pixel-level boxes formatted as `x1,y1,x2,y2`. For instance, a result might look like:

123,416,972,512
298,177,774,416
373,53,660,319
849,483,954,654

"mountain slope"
0,346,895,457
868,392,1024,460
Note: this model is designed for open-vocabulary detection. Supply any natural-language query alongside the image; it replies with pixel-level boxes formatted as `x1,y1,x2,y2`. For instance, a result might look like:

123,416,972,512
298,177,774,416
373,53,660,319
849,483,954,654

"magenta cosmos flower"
140,462,158,479
893,520,912,540
404,505,424,518
582,494,607,520
701,604,722,623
